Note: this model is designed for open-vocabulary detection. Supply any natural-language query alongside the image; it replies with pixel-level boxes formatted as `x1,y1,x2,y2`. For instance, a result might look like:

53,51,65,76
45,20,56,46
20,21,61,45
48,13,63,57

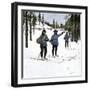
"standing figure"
50,30,64,57
36,29,49,60
64,32,70,48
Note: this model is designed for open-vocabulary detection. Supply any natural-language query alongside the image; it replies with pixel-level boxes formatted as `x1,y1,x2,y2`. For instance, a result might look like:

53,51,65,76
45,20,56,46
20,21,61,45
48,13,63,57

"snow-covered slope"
32,21,53,30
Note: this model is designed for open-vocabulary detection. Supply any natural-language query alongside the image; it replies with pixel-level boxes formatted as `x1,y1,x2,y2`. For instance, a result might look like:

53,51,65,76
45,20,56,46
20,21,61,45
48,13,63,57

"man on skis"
64,32,70,48
50,30,64,57
36,29,49,60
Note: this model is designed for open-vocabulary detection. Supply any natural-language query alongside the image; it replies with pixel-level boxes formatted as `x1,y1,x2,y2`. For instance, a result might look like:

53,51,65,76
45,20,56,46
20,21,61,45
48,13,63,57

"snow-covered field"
23,22,81,79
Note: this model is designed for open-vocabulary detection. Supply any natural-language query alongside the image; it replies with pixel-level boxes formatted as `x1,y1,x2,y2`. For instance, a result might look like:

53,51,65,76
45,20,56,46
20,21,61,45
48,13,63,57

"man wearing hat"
64,32,70,48
50,30,64,57
36,29,49,60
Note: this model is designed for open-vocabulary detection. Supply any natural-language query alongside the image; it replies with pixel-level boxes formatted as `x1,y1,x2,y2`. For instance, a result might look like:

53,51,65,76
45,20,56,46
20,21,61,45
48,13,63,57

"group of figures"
36,29,70,60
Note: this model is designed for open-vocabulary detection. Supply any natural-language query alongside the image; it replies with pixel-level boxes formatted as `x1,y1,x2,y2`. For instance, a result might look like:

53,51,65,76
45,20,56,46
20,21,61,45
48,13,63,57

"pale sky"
35,12,69,25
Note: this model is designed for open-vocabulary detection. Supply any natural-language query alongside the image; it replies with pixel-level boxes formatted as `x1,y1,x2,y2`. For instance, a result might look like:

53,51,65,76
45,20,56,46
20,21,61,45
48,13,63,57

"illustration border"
21,9,82,79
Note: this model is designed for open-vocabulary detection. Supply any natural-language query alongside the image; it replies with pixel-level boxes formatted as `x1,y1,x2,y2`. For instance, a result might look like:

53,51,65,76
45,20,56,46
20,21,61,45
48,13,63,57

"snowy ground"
23,23,81,79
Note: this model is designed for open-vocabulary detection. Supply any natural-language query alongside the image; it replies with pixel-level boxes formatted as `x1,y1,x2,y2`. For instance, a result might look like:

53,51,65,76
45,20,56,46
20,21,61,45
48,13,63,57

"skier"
64,32,70,48
36,29,49,60
50,30,64,57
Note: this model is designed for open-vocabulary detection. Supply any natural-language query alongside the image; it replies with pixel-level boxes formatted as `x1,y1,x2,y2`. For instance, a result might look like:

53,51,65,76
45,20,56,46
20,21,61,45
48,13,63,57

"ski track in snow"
23,22,81,79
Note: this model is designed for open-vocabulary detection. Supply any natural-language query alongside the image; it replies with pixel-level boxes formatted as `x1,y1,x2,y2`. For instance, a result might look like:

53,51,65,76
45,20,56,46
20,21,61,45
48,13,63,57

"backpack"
36,37,41,44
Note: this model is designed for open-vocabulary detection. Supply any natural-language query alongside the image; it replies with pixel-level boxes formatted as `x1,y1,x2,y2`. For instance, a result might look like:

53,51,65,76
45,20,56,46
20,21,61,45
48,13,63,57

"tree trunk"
71,15,74,41
33,26,35,34
25,11,28,48
74,15,77,42
30,13,32,41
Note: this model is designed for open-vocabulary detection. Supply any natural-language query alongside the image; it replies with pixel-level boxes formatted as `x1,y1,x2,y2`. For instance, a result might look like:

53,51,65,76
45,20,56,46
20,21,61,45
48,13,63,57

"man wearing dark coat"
50,30,64,57
64,32,70,48
37,29,49,60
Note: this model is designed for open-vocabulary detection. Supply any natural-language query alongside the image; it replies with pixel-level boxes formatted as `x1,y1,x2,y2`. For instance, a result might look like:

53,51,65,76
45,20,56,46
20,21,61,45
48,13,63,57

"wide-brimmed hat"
53,30,58,33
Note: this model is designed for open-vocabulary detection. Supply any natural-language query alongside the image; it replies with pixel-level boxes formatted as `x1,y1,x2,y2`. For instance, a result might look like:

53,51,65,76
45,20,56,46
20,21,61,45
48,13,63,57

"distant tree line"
44,19,64,29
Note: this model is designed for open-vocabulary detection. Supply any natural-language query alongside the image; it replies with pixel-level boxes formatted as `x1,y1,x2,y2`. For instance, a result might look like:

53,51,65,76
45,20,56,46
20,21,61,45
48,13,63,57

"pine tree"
28,12,32,41
38,12,41,25
32,13,37,34
25,11,28,48
42,14,44,28
60,24,63,28
56,21,59,28
64,14,80,42
53,19,55,29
